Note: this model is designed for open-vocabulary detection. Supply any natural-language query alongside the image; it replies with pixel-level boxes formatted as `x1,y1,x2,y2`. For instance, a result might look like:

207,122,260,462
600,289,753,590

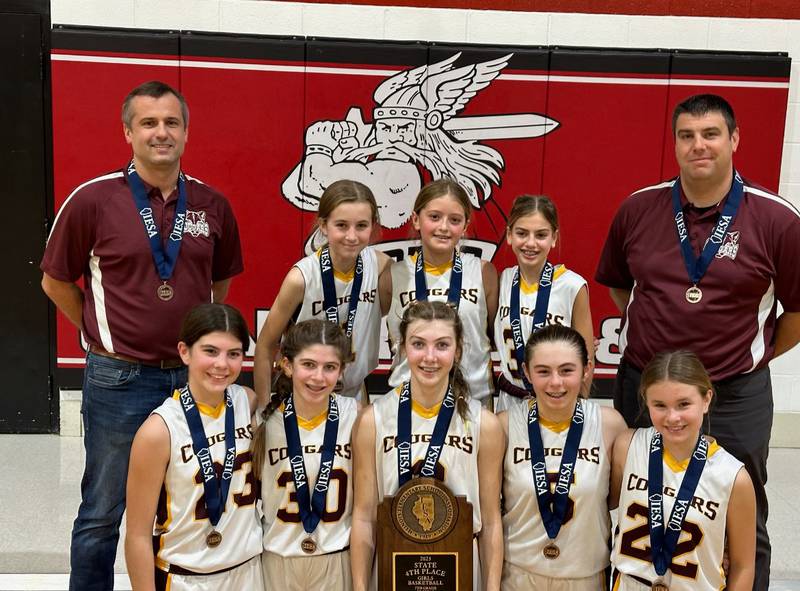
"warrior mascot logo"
282,52,559,259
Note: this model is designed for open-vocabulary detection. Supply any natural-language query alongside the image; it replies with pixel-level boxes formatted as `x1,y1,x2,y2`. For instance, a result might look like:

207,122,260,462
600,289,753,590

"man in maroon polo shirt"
596,94,800,590
40,81,243,591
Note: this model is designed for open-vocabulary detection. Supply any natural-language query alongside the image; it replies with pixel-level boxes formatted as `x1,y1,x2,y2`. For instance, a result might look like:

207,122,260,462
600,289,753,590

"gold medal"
542,543,560,559
206,530,222,547
301,537,317,554
652,582,669,591
157,282,174,301
685,285,702,304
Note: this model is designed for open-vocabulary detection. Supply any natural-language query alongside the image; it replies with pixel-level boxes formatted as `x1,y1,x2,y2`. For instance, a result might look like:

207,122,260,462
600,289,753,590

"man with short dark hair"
41,80,243,590
596,93,800,590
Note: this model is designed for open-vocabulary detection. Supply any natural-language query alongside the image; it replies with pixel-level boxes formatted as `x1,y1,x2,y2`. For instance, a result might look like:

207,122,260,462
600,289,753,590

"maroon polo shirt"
41,167,244,362
596,175,800,380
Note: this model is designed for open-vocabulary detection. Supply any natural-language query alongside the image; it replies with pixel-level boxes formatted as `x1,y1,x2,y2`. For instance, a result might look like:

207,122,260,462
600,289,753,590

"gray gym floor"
0,435,797,590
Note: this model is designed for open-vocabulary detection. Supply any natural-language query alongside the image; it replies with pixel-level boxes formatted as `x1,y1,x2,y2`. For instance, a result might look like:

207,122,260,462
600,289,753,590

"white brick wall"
49,0,800,414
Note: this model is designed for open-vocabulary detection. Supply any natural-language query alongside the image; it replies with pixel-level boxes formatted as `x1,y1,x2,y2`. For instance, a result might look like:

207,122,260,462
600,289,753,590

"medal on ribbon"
396,380,457,487
414,250,463,309
671,171,743,304
526,398,584,559
319,245,363,339
283,393,340,553
127,161,188,301
177,385,236,547
509,262,554,392
647,431,708,582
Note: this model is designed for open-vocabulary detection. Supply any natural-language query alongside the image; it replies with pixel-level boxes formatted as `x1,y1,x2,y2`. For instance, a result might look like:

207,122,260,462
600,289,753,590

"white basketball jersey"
503,399,610,577
372,387,482,534
387,252,493,400
612,428,742,590
494,265,586,409
261,394,358,557
152,384,262,572
295,247,381,399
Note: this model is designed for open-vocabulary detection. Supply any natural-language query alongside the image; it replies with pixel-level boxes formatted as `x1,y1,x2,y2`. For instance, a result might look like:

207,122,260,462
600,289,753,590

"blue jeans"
69,352,186,591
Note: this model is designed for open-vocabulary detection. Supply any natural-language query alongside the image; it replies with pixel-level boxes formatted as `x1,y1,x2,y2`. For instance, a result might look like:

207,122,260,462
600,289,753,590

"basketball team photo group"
39,79,800,591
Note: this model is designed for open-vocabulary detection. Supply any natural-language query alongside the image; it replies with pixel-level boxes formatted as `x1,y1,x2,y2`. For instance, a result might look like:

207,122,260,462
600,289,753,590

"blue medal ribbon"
526,398,584,540
414,249,463,309
397,380,457,486
283,393,340,535
509,262,554,392
127,161,187,283
671,171,743,289
647,431,708,576
178,386,236,528
319,246,364,340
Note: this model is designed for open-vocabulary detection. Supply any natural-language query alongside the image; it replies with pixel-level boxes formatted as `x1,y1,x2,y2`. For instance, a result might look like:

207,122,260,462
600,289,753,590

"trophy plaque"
378,477,473,590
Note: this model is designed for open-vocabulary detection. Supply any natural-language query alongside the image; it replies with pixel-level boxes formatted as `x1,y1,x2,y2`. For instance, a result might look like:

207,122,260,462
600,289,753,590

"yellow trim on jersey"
197,400,225,418
277,401,330,430
169,389,225,418
313,248,356,282
540,416,571,433
526,398,571,432
393,385,444,419
410,252,454,276
155,481,173,564
412,399,443,419
664,438,721,472
520,264,568,295
334,268,355,282
298,408,329,430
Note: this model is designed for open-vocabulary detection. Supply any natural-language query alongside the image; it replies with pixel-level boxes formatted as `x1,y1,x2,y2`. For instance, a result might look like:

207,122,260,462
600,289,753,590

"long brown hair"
252,319,351,477
507,194,559,233
179,303,250,351
399,300,470,419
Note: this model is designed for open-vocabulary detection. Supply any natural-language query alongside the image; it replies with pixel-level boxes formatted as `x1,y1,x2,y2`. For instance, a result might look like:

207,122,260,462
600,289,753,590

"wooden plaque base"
377,478,473,591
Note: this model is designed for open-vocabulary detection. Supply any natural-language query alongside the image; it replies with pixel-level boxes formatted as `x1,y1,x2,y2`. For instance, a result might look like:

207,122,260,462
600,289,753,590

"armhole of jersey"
150,410,174,471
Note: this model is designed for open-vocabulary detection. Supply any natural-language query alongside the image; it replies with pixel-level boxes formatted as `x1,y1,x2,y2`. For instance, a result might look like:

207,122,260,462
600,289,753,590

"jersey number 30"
277,468,348,523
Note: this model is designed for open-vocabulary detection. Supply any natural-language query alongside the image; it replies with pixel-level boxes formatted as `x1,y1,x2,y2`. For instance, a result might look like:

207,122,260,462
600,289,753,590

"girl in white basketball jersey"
494,195,593,411
252,319,358,591
125,304,263,591
500,324,626,591
380,179,499,404
254,180,390,404
351,301,505,591
610,351,756,591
